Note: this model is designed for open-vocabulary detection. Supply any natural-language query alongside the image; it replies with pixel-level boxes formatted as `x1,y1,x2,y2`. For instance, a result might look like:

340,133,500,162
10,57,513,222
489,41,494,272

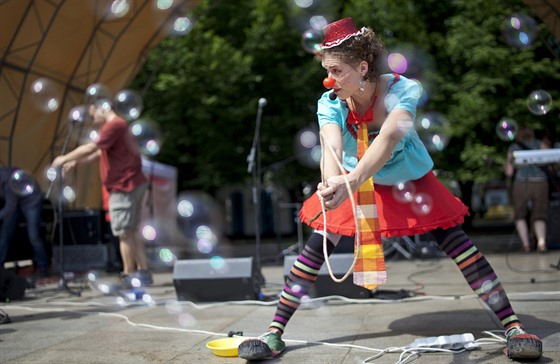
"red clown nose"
323,77,336,89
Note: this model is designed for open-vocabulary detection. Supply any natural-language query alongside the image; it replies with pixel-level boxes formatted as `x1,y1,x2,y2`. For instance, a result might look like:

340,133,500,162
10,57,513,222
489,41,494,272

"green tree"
134,0,559,215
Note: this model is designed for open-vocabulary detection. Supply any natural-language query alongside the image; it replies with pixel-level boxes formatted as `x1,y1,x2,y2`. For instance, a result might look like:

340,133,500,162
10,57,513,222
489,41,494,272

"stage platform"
1,239,559,364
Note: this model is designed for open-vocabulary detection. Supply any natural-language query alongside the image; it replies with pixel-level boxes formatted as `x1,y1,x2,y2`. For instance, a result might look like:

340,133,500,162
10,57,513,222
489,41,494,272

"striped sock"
432,227,522,331
268,233,335,335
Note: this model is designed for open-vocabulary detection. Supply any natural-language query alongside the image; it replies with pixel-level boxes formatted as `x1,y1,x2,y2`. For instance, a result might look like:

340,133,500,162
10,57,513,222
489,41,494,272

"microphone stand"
51,122,81,296
247,98,267,288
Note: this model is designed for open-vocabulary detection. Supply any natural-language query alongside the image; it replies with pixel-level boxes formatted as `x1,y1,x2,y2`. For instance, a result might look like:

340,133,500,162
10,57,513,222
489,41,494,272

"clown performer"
237,18,542,361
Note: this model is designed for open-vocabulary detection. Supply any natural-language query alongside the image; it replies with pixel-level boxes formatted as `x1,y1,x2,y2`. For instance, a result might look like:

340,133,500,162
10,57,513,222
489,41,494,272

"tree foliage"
133,0,559,200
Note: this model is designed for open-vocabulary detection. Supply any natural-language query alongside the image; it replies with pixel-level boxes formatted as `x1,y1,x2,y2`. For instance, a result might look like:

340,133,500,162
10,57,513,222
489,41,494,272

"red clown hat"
321,17,365,49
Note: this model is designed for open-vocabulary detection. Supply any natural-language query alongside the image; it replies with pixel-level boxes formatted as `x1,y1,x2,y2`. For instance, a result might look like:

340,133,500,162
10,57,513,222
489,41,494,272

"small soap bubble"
396,113,414,135
210,256,228,273
46,167,57,182
173,16,192,36
30,78,62,113
129,119,163,156
302,29,323,53
176,191,224,253
158,248,176,264
309,15,327,31
387,52,408,74
110,0,130,18
527,90,552,115
156,0,173,10
177,312,196,327
411,193,433,216
291,284,302,293
481,280,494,294
294,126,321,168
62,186,76,203
503,12,537,49
294,0,313,9
415,112,451,152
165,299,183,315
9,170,36,196
495,117,518,142
392,181,416,204
68,105,89,124
114,89,143,121
141,223,157,241
85,83,112,105
488,291,502,306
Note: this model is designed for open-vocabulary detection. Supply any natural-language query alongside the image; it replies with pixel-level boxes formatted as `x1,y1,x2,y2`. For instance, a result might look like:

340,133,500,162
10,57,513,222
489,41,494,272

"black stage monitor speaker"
0,268,27,302
173,257,260,302
283,254,371,298
52,245,109,272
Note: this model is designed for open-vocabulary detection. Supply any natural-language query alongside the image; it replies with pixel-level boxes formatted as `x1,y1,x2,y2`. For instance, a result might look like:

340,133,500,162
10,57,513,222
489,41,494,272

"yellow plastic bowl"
206,337,246,357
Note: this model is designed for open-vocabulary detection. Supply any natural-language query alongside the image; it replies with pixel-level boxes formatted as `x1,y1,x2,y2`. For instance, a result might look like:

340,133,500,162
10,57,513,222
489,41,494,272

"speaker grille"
173,257,260,301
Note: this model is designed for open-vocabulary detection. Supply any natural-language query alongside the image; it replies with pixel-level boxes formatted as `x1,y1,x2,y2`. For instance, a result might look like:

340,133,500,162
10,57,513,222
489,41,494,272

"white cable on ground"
0,303,538,364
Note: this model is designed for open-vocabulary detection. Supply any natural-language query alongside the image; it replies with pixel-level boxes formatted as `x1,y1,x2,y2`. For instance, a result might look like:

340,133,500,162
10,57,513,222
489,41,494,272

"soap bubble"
176,191,224,254
411,192,433,216
85,83,112,105
68,105,89,124
30,78,62,113
301,29,323,53
172,16,192,36
294,126,321,168
495,117,518,142
9,170,36,196
155,0,173,10
503,12,537,49
392,181,416,204
387,52,408,74
415,112,451,152
110,0,131,18
113,89,144,121
129,119,163,156
527,90,553,115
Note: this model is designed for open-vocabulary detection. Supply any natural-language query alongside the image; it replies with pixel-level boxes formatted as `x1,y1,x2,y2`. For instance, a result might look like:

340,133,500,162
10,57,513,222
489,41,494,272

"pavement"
1,233,559,364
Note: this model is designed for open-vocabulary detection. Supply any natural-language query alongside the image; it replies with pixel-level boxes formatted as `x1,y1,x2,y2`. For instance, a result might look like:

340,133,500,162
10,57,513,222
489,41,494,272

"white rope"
319,130,360,283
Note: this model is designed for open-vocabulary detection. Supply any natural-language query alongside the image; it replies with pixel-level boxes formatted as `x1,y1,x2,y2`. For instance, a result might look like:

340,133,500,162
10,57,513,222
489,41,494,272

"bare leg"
515,219,531,252
119,233,136,275
132,233,149,270
533,220,547,252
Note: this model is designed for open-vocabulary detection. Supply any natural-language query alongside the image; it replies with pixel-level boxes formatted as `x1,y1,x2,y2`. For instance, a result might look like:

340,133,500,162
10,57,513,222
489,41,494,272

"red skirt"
299,171,469,238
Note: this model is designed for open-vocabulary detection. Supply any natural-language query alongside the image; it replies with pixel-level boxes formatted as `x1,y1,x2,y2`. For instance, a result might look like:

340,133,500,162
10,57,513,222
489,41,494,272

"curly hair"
320,28,385,82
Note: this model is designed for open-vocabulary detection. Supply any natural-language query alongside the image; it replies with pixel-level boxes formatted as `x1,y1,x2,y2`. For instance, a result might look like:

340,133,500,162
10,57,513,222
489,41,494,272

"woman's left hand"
319,174,356,210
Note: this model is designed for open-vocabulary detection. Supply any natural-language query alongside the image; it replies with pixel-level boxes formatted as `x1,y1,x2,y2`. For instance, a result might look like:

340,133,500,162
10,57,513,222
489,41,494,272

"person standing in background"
51,99,152,286
504,126,549,253
0,167,51,278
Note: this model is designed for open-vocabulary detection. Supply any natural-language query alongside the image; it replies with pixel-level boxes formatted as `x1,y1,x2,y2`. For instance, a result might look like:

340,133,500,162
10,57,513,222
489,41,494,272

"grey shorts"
108,182,148,237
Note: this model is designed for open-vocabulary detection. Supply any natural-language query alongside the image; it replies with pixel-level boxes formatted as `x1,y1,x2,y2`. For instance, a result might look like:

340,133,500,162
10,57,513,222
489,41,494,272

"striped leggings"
268,226,521,335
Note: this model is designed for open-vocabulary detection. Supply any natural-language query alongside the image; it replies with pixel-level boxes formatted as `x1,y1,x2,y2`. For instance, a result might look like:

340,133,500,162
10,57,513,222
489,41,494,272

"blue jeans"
0,204,50,271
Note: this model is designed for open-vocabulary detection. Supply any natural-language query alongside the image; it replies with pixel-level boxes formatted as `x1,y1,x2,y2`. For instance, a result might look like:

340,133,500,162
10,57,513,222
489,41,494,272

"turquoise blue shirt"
317,73,433,185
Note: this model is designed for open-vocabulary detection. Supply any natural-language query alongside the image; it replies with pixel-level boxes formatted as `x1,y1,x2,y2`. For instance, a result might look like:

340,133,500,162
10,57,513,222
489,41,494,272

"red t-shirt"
96,116,146,193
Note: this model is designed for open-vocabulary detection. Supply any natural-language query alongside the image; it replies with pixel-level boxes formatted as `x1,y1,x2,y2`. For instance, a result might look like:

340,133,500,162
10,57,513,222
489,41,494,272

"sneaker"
120,270,153,288
135,269,153,286
504,326,543,360
238,331,285,360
